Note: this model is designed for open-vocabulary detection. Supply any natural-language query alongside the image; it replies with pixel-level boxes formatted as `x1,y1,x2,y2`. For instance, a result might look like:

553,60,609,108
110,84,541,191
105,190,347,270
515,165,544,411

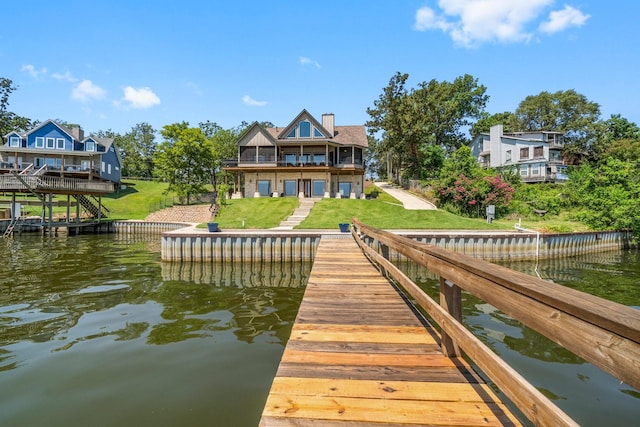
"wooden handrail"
351,218,640,425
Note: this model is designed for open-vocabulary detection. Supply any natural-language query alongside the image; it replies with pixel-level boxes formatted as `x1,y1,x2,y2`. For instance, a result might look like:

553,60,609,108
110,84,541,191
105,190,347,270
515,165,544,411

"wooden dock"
260,236,521,426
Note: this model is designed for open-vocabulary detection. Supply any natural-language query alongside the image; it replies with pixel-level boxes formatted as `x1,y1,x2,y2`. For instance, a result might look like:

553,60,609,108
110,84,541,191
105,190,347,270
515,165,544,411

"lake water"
0,234,638,426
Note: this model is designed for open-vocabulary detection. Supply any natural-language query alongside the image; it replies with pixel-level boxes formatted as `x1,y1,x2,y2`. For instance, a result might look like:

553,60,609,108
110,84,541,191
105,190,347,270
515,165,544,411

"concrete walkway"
376,182,437,210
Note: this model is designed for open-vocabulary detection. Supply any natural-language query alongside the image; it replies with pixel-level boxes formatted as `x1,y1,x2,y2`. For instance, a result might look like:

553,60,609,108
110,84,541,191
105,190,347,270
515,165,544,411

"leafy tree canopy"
367,72,488,180
154,123,215,204
510,89,601,164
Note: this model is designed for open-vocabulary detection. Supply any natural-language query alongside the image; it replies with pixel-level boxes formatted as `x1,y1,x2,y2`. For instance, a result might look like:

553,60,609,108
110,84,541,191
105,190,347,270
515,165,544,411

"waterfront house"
224,110,367,198
469,124,568,183
1,119,121,185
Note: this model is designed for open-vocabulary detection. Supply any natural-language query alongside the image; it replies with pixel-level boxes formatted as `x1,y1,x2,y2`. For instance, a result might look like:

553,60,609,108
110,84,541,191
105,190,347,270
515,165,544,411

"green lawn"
297,198,512,230
202,197,299,229
104,180,174,219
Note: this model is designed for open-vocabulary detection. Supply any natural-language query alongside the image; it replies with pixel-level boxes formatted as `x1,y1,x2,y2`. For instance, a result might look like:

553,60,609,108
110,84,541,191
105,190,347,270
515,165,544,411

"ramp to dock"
260,236,521,426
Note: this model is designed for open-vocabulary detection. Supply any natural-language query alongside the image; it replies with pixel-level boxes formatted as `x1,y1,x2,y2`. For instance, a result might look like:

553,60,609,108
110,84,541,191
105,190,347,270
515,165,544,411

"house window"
520,164,528,176
35,157,45,167
284,180,297,196
46,137,55,149
286,128,296,138
338,182,352,197
257,180,271,196
531,164,540,175
314,154,326,165
520,147,529,159
9,136,20,147
102,161,105,173
314,128,323,138
108,164,112,174
533,146,543,158
81,160,91,171
45,158,62,170
57,138,65,149
312,180,325,196
86,140,95,152
505,150,512,163
35,137,44,148
299,121,311,138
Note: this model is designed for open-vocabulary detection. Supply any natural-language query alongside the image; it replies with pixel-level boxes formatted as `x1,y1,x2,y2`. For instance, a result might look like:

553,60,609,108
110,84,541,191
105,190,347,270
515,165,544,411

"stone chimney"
322,113,335,137
70,126,84,141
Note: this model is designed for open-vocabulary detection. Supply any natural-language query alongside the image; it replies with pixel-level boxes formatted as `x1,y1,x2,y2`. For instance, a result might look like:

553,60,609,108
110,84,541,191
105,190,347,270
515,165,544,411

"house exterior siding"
1,119,121,187
224,110,367,199
469,124,568,183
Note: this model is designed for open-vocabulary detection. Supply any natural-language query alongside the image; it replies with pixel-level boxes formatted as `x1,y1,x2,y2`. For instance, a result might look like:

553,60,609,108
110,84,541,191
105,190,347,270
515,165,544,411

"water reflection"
0,235,309,427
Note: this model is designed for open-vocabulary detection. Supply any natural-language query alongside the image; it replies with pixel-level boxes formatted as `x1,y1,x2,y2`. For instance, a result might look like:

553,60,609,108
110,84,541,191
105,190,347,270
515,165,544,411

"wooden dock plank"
260,236,522,426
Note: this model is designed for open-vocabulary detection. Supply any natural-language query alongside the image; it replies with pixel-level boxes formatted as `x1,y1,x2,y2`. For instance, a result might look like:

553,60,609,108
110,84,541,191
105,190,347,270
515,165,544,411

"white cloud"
122,86,160,109
300,56,321,69
539,5,590,34
52,71,77,82
242,95,267,107
71,79,106,102
21,64,47,79
413,1,588,47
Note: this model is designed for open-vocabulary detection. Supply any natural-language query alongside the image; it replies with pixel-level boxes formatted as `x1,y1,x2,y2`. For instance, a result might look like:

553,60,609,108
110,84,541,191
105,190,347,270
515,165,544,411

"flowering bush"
435,173,514,217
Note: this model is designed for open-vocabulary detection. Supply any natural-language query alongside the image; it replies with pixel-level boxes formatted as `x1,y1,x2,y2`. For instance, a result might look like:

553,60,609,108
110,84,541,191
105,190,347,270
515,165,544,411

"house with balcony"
224,110,367,198
469,124,568,183
1,119,121,186
0,120,121,234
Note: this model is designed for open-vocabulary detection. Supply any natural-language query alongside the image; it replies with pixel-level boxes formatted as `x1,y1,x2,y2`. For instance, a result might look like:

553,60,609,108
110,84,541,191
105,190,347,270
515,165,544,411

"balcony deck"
0,174,114,195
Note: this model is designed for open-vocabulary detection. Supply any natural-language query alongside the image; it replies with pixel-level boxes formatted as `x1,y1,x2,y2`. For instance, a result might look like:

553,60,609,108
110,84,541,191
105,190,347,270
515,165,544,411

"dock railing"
351,218,640,427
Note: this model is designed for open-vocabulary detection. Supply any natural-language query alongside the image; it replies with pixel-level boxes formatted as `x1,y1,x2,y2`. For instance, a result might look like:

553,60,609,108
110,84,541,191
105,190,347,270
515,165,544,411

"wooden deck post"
440,277,462,357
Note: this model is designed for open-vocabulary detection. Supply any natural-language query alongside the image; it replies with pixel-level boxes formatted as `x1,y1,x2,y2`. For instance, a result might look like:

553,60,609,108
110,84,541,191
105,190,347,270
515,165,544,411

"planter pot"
339,223,350,233
207,222,219,232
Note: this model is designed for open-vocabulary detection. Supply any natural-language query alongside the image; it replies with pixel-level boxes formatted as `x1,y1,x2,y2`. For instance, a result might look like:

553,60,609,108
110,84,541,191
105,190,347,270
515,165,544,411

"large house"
469,124,568,183
224,110,367,198
1,119,121,185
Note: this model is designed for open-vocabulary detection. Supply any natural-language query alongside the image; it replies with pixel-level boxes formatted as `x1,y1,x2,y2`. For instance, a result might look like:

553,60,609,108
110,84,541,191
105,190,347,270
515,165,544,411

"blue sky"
2,1,638,136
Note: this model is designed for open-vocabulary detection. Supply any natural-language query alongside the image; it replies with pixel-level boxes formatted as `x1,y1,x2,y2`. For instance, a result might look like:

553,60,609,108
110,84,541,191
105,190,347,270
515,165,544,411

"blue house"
1,119,121,185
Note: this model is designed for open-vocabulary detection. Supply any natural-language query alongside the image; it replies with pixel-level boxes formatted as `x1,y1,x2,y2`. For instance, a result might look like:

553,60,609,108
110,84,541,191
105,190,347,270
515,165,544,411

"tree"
510,90,601,164
568,158,640,239
367,72,488,180
117,123,157,177
470,111,514,137
154,123,215,205
591,114,640,163
0,77,32,136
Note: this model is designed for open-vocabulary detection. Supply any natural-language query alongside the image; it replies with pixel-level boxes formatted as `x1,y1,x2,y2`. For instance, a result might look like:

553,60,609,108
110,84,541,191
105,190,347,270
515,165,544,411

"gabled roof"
26,119,75,140
237,121,278,147
3,130,24,138
277,109,333,140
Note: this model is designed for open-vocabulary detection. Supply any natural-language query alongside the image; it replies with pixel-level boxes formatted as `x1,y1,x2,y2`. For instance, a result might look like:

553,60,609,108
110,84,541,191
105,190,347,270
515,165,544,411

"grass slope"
298,198,511,230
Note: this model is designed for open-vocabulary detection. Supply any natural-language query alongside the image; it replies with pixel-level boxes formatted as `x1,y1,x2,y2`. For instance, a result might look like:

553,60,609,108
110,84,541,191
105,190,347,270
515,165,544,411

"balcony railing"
0,174,114,194
0,162,100,175
226,157,364,168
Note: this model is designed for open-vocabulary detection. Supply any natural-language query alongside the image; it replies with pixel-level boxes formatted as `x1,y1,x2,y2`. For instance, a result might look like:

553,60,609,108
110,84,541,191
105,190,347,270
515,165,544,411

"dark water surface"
0,234,638,426
0,235,307,427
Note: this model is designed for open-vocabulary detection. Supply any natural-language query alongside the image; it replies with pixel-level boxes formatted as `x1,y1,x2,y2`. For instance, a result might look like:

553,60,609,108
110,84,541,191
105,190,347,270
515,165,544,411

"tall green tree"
568,158,640,238
367,72,488,180
591,114,640,163
117,123,157,177
509,89,601,164
154,123,215,204
470,111,514,137
0,77,32,136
